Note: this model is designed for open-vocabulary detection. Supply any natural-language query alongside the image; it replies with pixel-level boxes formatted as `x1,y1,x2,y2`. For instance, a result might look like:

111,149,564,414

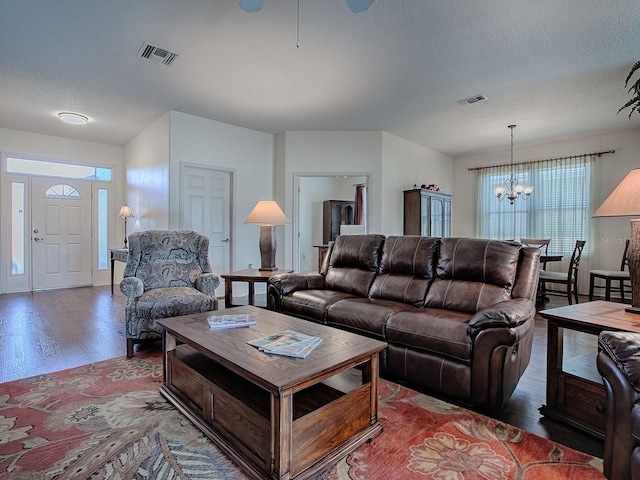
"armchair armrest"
196,273,220,296
120,277,144,299
268,273,326,296
468,298,535,335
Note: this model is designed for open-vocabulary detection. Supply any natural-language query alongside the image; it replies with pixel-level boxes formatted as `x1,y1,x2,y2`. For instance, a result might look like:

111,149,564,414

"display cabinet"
403,188,452,237
323,200,356,243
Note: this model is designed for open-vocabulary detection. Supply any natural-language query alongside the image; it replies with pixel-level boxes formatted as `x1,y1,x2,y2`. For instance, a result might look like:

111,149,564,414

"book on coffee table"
248,330,322,358
207,314,257,329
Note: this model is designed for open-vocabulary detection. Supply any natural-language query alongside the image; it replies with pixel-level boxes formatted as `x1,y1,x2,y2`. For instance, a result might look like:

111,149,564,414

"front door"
181,165,231,296
31,177,92,290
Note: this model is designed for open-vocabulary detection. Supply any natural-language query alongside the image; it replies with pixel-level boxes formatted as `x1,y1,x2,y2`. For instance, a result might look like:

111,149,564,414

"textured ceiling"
0,0,639,157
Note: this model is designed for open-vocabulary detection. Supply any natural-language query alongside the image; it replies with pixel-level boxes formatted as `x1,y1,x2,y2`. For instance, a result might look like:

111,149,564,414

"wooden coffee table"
156,305,387,480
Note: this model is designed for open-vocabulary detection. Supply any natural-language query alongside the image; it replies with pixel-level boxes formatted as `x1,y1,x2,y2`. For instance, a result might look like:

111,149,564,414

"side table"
110,248,128,294
221,268,293,308
539,301,640,438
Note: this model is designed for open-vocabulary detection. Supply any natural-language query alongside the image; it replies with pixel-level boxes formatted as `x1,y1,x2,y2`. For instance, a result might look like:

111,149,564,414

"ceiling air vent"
137,42,178,66
456,94,488,106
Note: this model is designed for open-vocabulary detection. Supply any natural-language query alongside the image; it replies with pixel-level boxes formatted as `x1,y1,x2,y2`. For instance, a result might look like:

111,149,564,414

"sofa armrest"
268,273,326,296
468,298,535,335
120,277,144,299
196,272,220,296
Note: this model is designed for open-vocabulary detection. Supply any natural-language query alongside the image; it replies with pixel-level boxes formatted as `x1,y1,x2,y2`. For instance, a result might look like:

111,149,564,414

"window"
476,155,596,256
45,184,80,198
7,157,111,181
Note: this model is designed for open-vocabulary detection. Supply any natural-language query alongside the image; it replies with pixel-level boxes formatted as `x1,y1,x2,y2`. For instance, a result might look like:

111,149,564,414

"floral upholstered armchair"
120,230,219,357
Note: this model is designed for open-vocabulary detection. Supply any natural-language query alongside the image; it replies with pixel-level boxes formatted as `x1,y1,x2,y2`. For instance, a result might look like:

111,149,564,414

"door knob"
33,237,43,242
221,238,230,243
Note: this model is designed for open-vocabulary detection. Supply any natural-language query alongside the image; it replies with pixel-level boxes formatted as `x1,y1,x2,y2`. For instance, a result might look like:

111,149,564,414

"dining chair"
539,240,586,305
520,238,551,254
589,239,631,302
520,238,552,270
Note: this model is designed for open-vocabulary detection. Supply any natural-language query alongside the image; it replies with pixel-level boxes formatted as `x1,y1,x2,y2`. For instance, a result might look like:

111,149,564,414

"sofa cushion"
280,290,356,324
386,308,473,362
369,236,439,306
325,234,385,296
327,298,411,340
425,238,520,313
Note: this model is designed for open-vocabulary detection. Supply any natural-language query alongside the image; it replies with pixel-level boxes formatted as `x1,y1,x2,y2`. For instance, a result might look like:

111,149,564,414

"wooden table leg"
224,278,233,307
248,281,255,306
110,257,115,294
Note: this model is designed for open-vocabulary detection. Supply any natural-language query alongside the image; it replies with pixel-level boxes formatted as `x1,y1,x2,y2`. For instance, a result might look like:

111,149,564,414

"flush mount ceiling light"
58,112,88,125
239,0,373,13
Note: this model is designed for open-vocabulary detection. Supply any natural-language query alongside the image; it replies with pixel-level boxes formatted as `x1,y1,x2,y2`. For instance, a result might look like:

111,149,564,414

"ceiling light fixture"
493,125,534,204
58,112,88,125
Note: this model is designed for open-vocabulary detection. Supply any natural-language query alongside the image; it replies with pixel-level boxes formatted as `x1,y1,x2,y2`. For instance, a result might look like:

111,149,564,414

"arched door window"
44,184,81,199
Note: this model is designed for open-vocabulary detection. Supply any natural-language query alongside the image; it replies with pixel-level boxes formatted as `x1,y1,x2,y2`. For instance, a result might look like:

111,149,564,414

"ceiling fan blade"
344,0,373,13
239,0,266,12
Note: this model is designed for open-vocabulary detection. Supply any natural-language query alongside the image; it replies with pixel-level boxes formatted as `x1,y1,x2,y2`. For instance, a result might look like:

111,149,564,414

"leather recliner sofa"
597,331,640,480
267,234,540,411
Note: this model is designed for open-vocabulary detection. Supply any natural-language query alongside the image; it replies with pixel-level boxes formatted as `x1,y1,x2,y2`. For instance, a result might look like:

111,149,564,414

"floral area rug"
0,352,604,480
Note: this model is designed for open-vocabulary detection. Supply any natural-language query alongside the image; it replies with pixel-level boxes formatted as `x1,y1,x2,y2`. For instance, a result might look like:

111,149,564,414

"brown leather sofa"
597,331,640,480
267,234,540,411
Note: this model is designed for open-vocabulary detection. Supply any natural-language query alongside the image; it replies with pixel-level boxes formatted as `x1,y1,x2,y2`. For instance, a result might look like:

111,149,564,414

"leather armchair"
597,331,640,480
120,230,219,357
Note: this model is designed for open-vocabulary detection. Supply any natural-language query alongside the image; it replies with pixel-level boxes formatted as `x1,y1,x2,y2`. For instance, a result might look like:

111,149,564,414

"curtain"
476,155,596,262
354,184,366,226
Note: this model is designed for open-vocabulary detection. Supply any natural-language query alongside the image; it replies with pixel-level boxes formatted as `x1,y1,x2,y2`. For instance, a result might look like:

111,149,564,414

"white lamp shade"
593,168,640,217
244,200,290,225
118,204,135,219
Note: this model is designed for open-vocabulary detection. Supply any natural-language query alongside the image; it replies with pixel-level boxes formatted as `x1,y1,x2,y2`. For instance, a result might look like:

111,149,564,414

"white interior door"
181,165,231,296
31,177,92,290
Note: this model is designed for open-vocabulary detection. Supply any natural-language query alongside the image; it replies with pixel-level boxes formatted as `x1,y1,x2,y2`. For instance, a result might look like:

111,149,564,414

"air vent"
456,94,488,106
137,42,178,66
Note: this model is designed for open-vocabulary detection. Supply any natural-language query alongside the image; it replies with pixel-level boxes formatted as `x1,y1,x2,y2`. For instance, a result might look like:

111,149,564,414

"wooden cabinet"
323,200,356,243
403,189,452,237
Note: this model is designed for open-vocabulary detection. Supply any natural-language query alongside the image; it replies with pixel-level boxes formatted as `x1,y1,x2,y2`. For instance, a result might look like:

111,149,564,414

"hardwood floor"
0,286,604,458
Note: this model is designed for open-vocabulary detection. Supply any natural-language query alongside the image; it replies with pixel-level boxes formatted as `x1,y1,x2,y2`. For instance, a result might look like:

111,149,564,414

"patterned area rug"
0,352,604,480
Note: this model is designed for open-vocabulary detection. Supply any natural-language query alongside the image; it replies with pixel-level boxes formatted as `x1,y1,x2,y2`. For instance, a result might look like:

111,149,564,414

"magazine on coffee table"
207,314,257,329
248,330,322,358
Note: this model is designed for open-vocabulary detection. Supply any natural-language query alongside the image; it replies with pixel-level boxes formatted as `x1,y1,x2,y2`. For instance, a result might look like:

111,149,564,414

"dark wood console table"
109,248,128,294
539,301,640,438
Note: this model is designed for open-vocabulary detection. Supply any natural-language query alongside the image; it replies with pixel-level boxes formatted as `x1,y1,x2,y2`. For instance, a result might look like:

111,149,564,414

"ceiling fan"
239,0,374,13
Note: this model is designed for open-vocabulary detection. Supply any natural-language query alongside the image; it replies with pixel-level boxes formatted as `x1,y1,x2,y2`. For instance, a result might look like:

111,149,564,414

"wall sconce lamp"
593,168,640,314
118,204,135,249
244,200,290,271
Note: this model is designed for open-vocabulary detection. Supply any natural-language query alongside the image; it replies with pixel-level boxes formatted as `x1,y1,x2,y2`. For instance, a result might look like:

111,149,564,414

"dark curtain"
354,184,366,225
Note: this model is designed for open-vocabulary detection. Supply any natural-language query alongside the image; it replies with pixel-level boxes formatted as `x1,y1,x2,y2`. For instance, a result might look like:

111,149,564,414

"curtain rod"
467,149,615,172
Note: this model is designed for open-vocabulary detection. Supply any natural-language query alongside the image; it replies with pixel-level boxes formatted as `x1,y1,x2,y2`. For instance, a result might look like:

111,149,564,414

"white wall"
381,132,453,235
168,112,274,274
452,126,640,294
123,113,171,233
275,130,455,269
0,127,124,290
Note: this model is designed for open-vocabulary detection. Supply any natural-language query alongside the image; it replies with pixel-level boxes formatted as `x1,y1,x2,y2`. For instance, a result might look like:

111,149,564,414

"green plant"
618,60,640,119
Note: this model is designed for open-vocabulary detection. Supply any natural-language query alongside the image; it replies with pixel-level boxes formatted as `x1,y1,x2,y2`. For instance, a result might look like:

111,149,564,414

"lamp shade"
118,204,135,219
244,200,289,225
593,168,640,314
593,169,640,217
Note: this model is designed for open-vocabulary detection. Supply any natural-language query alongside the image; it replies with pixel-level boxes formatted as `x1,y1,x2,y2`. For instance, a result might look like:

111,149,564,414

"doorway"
31,177,92,289
3,156,115,293
295,174,369,273
180,164,232,296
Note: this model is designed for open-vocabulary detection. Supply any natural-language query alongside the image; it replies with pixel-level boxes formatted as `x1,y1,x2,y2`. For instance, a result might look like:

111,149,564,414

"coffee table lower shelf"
160,343,382,480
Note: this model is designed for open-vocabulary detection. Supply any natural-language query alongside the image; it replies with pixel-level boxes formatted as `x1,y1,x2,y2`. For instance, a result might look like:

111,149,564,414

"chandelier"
493,125,534,204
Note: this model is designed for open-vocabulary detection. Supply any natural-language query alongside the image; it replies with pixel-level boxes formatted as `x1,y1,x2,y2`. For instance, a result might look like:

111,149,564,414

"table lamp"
244,200,290,271
118,204,135,248
593,168,640,313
